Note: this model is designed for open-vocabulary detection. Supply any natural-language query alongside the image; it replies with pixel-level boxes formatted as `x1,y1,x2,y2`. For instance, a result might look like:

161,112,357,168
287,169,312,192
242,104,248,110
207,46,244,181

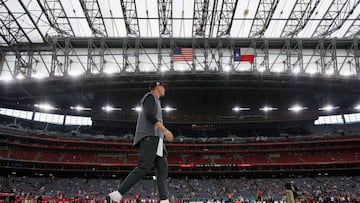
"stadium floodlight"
70,106,92,111
102,105,113,112
223,64,232,72
32,72,47,80
142,66,154,72
232,107,250,112
340,70,355,77
325,69,334,76
318,105,339,112
102,105,122,112
103,67,117,75
260,106,278,112
34,103,57,111
16,73,25,80
273,68,283,73
178,66,188,72
68,70,83,77
288,105,307,112
0,75,13,82
307,68,317,75
292,68,301,75
162,106,177,112
257,64,266,73
160,65,169,72
354,105,360,111
292,63,301,75
131,106,142,112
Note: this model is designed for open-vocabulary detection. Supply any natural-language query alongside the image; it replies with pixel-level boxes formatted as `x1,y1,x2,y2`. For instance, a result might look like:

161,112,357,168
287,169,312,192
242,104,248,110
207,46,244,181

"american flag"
173,48,193,62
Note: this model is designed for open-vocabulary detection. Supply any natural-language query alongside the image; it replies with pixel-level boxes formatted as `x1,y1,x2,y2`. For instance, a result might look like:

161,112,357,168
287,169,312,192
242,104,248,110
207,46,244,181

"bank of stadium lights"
16,73,25,80
131,106,176,112
292,67,301,75
354,105,360,111
273,67,283,73
103,67,117,75
162,106,177,112
131,106,142,112
0,75,13,82
288,105,308,112
325,69,334,76
223,64,232,72
292,63,301,75
340,70,356,77
68,69,84,77
232,107,250,112
257,64,266,73
70,106,92,111
102,105,122,112
160,65,169,72
260,106,278,112
32,72,47,80
307,68,318,75
34,103,57,111
318,105,339,112
341,61,356,77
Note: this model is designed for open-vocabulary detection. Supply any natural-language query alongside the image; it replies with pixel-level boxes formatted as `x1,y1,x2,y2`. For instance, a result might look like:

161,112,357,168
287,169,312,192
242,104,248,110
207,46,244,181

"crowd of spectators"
2,176,360,203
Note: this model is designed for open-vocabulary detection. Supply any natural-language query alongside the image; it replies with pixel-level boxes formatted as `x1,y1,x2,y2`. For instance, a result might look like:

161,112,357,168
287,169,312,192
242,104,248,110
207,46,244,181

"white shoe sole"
108,191,122,203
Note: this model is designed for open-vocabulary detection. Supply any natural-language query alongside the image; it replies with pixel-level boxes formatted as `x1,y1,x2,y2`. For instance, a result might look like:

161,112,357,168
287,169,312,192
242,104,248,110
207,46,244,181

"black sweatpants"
118,136,169,200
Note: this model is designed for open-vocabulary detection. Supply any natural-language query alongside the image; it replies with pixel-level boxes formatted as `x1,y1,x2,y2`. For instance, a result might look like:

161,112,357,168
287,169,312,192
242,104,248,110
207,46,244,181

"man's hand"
164,129,174,142
155,121,174,142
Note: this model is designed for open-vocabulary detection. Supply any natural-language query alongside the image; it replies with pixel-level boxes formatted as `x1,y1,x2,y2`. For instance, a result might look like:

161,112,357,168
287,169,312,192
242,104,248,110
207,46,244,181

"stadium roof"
0,0,359,47
0,0,360,127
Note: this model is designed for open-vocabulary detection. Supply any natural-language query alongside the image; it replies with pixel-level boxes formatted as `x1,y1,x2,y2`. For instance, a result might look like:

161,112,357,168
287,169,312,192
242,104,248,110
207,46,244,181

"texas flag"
234,48,255,62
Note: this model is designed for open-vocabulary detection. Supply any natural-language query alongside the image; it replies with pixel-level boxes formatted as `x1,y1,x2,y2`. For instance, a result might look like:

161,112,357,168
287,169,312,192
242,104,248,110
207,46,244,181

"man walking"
108,81,174,203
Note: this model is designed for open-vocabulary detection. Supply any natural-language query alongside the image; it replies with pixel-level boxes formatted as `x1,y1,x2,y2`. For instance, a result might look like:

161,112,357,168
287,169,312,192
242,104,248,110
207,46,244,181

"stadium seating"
329,151,359,162
213,156,239,165
37,151,62,162
127,155,138,164
240,155,272,164
268,154,304,164
168,156,184,165
0,148,8,158
0,127,360,175
300,153,334,163
184,156,211,165
60,153,95,163
10,148,38,161
93,155,127,164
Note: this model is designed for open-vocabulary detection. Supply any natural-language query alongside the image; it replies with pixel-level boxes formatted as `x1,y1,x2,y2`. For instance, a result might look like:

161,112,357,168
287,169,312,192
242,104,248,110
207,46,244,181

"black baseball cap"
149,81,168,90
